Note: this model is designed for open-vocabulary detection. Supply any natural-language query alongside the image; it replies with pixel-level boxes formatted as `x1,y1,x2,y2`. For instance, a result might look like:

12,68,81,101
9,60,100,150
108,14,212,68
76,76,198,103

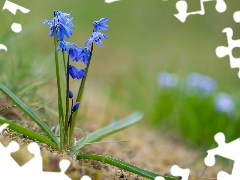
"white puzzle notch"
174,0,227,22
216,11,240,78
204,132,240,180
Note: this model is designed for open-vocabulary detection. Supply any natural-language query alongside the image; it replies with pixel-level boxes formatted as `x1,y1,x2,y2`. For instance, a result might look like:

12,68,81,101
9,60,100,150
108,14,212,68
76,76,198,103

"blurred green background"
1,0,240,148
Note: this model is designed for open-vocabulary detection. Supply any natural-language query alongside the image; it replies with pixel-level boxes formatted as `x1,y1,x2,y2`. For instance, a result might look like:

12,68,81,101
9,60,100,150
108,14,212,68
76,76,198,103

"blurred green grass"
1,0,240,148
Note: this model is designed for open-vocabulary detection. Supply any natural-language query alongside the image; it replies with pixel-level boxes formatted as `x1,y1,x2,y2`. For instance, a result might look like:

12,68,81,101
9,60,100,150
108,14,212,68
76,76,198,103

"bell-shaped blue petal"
55,10,68,24
69,65,78,79
56,26,64,41
58,41,79,56
95,39,102,46
69,48,78,60
85,32,108,47
97,18,110,23
84,38,94,47
77,47,90,65
98,23,108,30
77,69,86,80
57,41,64,51
66,17,75,29
49,27,54,37
99,32,108,39
69,66,86,80
93,18,109,32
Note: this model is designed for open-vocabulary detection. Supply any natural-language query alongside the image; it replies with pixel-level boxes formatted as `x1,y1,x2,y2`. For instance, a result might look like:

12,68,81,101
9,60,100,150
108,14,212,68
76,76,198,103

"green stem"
68,43,94,145
67,98,74,147
76,154,179,180
62,51,67,75
64,54,70,149
53,20,65,150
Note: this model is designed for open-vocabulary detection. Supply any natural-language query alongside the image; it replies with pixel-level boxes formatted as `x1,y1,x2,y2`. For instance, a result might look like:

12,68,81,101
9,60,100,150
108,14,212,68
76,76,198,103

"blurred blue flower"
157,72,178,88
93,18,109,32
72,102,80,112
186,72,217,95
68,90,73,98
43,10,75,40
215,93,236,114
85,32,108,46
69,65,85,80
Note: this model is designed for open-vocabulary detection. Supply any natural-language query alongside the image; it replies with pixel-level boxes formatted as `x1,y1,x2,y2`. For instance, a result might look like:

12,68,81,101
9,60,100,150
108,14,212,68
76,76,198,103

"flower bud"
68,90,73,98
72,102,80,112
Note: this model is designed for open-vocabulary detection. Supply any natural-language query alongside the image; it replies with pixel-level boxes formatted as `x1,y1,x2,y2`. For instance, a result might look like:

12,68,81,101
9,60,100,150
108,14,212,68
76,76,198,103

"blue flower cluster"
157,71,236,115
85,18,109,46
43,11,109,75
43,11,75,41
186,72,217,95
44,10,109,112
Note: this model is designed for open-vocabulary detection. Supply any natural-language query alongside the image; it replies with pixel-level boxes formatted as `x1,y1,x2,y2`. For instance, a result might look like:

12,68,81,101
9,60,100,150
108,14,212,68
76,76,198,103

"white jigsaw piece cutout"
204,132,240,180
216,11,240,78
0,124,92,180
0,123,9,134
174,0,227,22
2,0,30,33
105,0,121,3
154,176,165,180
2,0,30,15
170,165,190,180
0,44,8,51
1,0,30,51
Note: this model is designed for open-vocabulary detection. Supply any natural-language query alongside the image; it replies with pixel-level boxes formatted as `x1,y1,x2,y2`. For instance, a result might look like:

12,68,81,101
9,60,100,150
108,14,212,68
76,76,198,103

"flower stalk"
44,11,109,149
68,43,94,145
64,54,70,148
53,19,65,150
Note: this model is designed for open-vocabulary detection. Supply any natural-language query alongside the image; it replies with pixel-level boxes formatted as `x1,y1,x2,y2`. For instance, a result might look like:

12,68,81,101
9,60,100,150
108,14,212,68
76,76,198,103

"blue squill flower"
215,93,236,114
68,48,80,60
43,19,55,37
186,72,217,95
54,11,75,29
69,65,85,80
57,41,80,60
72,102,80,112
57,40,78,52
44,21,73,40
93,18,109,32
85,32,108,46
43,10,75,40
157,72,178,88
77,47,90,65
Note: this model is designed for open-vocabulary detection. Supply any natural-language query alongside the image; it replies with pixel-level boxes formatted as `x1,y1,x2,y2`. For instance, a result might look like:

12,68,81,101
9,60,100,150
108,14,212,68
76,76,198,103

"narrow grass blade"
0,118,59,150
69,112,143,155
77,154,178,180
0,83,59,147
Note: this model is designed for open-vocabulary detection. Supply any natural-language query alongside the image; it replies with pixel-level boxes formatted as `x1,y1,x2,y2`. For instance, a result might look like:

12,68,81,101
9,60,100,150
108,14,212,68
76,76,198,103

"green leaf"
69,112,143,155
0,83,59,148
0,118,59,150
76,154,178,180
